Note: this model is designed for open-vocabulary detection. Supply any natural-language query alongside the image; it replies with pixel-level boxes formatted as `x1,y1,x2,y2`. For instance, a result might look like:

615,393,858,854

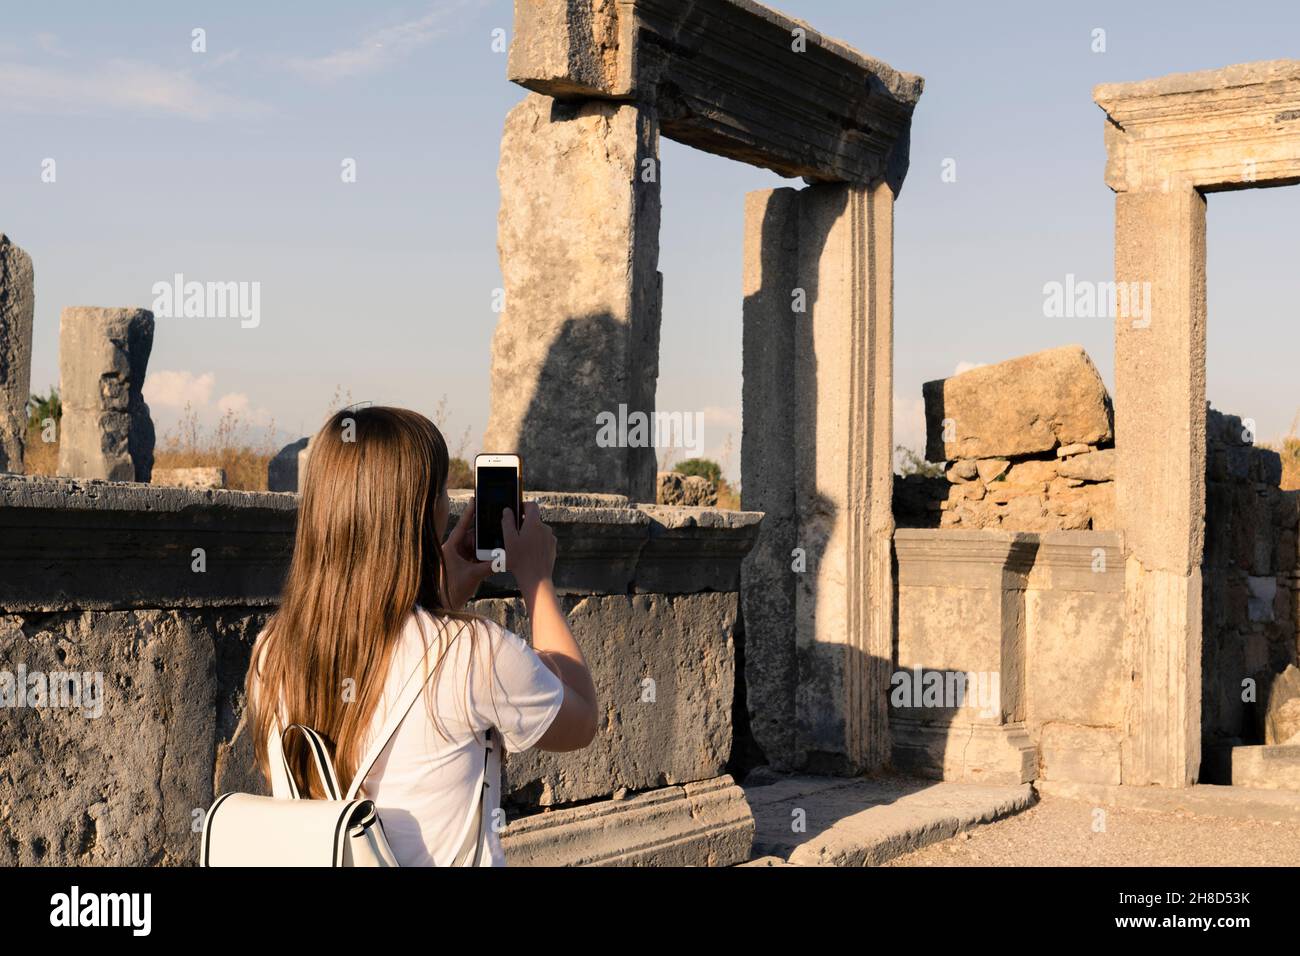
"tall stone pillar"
740,188,801,768
0,235,35,473
483,92,661,502
741,181,896,774
1113,185,1207,787
58,307,156,482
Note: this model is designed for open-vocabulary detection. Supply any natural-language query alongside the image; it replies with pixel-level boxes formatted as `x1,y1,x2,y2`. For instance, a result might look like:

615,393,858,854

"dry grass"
23,426,59,476
1276,436,1300,491
21,387,476,493
1262,411,1300,492
153,404,277,491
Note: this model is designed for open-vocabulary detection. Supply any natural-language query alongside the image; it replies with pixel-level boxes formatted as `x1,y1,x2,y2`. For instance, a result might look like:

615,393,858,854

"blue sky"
2,0,1297,480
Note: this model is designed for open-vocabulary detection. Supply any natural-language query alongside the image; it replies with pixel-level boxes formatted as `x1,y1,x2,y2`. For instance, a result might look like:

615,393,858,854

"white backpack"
201,655,494,867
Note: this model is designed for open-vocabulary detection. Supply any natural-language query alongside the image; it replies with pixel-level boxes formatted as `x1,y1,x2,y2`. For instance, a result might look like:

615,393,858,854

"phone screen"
476,465,519,554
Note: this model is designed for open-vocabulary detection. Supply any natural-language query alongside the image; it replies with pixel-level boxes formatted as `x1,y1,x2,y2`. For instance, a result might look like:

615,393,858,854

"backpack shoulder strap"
450,727,494,866
279,724,343,800
346,619,481,800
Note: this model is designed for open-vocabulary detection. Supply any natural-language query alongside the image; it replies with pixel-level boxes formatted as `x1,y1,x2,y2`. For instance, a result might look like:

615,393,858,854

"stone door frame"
488,0,922,772
1095,60,1300,786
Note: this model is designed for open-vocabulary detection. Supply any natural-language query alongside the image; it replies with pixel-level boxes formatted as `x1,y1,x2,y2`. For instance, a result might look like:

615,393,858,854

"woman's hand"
502,501,556,604
441,497,493,610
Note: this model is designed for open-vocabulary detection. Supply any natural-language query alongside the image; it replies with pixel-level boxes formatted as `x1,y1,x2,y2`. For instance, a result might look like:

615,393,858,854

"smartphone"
474,453,522,562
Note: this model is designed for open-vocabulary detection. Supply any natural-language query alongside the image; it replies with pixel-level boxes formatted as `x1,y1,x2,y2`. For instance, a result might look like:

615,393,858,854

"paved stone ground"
885,794,1300,867
742,772,1034,866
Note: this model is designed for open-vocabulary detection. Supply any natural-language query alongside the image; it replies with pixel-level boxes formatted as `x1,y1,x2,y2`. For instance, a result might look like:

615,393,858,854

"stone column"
1113,185,1207,787
740,187,801,768
483,92,661,502
58,307,156,482
0,235,35,473
795,181,896,773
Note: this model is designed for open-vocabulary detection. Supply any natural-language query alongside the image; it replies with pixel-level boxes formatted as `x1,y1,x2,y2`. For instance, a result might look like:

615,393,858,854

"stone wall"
896,345,1117,532
891,346,1300,788
897,446,1117,533
0,477,758,866
893,529,1124,786
1201,408,1300,779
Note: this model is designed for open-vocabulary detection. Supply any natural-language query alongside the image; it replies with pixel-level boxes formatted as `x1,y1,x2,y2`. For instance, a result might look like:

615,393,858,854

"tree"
27,387,61,430
674,457,722,484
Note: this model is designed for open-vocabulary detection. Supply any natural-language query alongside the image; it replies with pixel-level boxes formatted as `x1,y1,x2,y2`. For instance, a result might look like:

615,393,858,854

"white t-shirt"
252,607,565,866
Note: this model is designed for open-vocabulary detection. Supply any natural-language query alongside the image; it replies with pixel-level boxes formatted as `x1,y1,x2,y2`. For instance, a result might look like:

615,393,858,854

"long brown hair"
248,405,483,798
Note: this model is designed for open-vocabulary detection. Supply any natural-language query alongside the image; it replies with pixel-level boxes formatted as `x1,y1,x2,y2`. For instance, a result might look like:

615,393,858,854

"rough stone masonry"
897,345,1117,532
0,235,35,473
57,307,156,482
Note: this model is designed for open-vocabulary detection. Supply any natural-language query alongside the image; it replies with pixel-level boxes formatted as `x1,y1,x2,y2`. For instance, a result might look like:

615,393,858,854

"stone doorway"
1095,60,1300,786
483,1,922,774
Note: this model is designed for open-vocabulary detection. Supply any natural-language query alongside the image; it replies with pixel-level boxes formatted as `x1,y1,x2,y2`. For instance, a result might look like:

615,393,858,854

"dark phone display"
476,465,520,553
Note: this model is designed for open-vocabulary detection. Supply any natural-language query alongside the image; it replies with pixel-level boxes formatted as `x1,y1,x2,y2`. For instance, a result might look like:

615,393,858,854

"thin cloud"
283,2,478,82
35,33,69,57
145,370,216,409
0,58,267,119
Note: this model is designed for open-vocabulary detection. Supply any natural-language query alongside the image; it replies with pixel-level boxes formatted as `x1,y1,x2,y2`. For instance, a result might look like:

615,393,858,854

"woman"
247,406,598,866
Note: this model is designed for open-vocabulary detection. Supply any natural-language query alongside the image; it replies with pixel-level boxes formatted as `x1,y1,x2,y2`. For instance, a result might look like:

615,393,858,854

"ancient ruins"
0,1,1297,865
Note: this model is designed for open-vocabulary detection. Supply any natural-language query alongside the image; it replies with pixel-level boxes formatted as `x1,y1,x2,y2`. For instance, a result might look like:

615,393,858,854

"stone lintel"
894,528,1038,589
1095,59,1300,192
508,0,923,187
0,477,760,610
1028,530,1125,592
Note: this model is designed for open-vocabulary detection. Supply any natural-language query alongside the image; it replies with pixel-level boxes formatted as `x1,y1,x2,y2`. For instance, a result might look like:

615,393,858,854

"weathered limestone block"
923,345,1113,462
997,494,1051,530
57,307,155,482
0,608,264,865
1039,725,1122,785
1058,448,1117,482
267,437,310,492
482,592,737,806
1095,60,1300,193
508,0,625,98
502,776,753,867
1024,532,1125,738
0,235,35,473
976,458,1010,483
0,477,297,610
483,92,661,501
1002,458,1058,489
656,471,717,506
506,0,923,188
1231,744,1300,790
1266,664,1300,745
948,459,977,481
1056,443,1092,457
892,530,1038,784
151,467,226,489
